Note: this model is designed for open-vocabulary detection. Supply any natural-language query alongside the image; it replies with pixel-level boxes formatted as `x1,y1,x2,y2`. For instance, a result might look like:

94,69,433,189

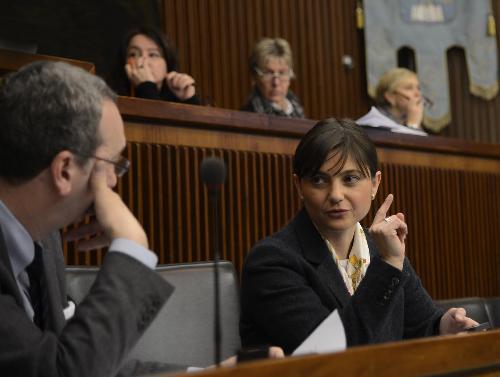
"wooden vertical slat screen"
161,0,500,143
361,163,500,299
67,138,500,300
81,143,299,274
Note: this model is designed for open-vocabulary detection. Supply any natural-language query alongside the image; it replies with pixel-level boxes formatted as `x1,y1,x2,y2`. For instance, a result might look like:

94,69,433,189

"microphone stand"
201,156,226,367
208,187,222,367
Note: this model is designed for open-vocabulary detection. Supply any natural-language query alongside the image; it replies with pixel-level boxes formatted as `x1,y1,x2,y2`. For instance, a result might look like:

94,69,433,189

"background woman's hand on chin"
125,58,156,87
165,71,196,100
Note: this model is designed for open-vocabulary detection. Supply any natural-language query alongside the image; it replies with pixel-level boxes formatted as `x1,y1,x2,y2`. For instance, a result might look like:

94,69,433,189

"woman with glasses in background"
357,68,428,135
241,38,305,118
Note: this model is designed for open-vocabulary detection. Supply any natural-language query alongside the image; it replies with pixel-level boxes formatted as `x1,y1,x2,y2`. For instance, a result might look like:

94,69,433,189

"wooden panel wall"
161,0,500,144
162,0,367,119
446,46,500,142
67,143,301,275
370,163,500,299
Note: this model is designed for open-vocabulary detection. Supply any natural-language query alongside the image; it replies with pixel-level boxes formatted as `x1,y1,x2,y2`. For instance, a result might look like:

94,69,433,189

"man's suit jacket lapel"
0,227,66,334
39,233,66,334
293,208,351,307
0,228,26,308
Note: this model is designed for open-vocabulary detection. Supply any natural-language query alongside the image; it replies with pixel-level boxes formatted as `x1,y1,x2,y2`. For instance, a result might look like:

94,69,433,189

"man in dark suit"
0,61,177,376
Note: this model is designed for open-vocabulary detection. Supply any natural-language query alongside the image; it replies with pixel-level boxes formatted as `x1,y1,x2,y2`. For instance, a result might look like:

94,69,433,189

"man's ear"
292,174,304,200
50,151,79,196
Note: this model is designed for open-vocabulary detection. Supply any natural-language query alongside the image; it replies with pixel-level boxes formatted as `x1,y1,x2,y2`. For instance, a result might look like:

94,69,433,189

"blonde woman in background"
241,38,305,118
357,68,427,135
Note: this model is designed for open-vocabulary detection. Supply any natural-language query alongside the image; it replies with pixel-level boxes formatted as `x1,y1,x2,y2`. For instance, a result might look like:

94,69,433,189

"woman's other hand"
215,346,284,368
165,71,196,100
369,194,407,270
439,308,479,334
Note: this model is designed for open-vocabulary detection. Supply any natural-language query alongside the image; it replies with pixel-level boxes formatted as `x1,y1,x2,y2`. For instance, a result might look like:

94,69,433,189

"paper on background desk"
292,309,346,356
360,122,428,136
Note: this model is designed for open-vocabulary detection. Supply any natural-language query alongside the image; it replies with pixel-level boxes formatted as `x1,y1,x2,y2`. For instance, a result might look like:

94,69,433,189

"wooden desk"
162,330,500,377
0,48,95,76
68,97,500,300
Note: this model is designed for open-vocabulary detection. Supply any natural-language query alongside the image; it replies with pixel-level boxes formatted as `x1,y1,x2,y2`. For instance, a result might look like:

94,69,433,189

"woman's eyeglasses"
255,68,295,82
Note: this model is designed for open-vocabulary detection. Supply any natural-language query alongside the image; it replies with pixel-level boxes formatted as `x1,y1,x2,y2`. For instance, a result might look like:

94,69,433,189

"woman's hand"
369,194,407,270
125,58,156,87
439,308,479,335
213,346,284,368
165,71,196,100
405,95,424,128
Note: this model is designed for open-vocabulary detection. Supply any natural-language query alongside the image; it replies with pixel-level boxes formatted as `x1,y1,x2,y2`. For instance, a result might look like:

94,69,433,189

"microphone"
200,157,226,197
200,156,226,367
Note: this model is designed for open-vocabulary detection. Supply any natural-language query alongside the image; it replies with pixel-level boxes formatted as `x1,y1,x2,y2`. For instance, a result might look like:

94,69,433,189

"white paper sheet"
292,309,346,356
357,106,428,136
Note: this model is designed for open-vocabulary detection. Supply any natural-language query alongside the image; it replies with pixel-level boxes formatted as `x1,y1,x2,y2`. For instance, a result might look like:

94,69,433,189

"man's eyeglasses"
254,67,294,82
85,155,130,177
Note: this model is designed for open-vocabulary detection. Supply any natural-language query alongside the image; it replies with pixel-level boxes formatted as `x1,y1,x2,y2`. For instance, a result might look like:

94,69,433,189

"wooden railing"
65,96,500,300
0,48,95,76
163,329,500,377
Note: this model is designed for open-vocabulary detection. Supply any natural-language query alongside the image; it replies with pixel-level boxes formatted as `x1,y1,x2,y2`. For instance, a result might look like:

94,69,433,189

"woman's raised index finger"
373,194,394,223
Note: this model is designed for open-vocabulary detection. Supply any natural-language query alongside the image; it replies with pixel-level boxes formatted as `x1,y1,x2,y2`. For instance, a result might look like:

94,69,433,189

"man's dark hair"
0,61,116,185
293,118,379,180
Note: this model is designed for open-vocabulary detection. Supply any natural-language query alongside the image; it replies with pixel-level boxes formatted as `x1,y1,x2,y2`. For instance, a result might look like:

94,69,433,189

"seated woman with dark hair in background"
357,68,427,136
241,37,304,118
240,118,476,355
113,26,200,105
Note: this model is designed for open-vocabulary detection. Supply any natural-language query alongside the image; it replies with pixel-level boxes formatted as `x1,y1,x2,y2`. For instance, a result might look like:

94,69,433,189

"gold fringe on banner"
356,1,364,29
488,13,496,36
470,80,499,100
423,112,451,133
488,0,496,36
367,84,375,99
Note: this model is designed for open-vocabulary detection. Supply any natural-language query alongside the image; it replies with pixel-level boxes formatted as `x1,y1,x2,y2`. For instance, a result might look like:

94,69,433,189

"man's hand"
65,162,148,251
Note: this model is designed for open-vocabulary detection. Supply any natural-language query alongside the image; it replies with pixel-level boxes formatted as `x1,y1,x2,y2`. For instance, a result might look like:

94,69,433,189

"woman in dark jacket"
113,26,200,105
240,118,476,354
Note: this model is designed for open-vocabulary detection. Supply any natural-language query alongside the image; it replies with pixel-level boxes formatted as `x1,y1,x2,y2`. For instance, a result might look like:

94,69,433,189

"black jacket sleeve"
0,252,174,377
135,81,201,105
